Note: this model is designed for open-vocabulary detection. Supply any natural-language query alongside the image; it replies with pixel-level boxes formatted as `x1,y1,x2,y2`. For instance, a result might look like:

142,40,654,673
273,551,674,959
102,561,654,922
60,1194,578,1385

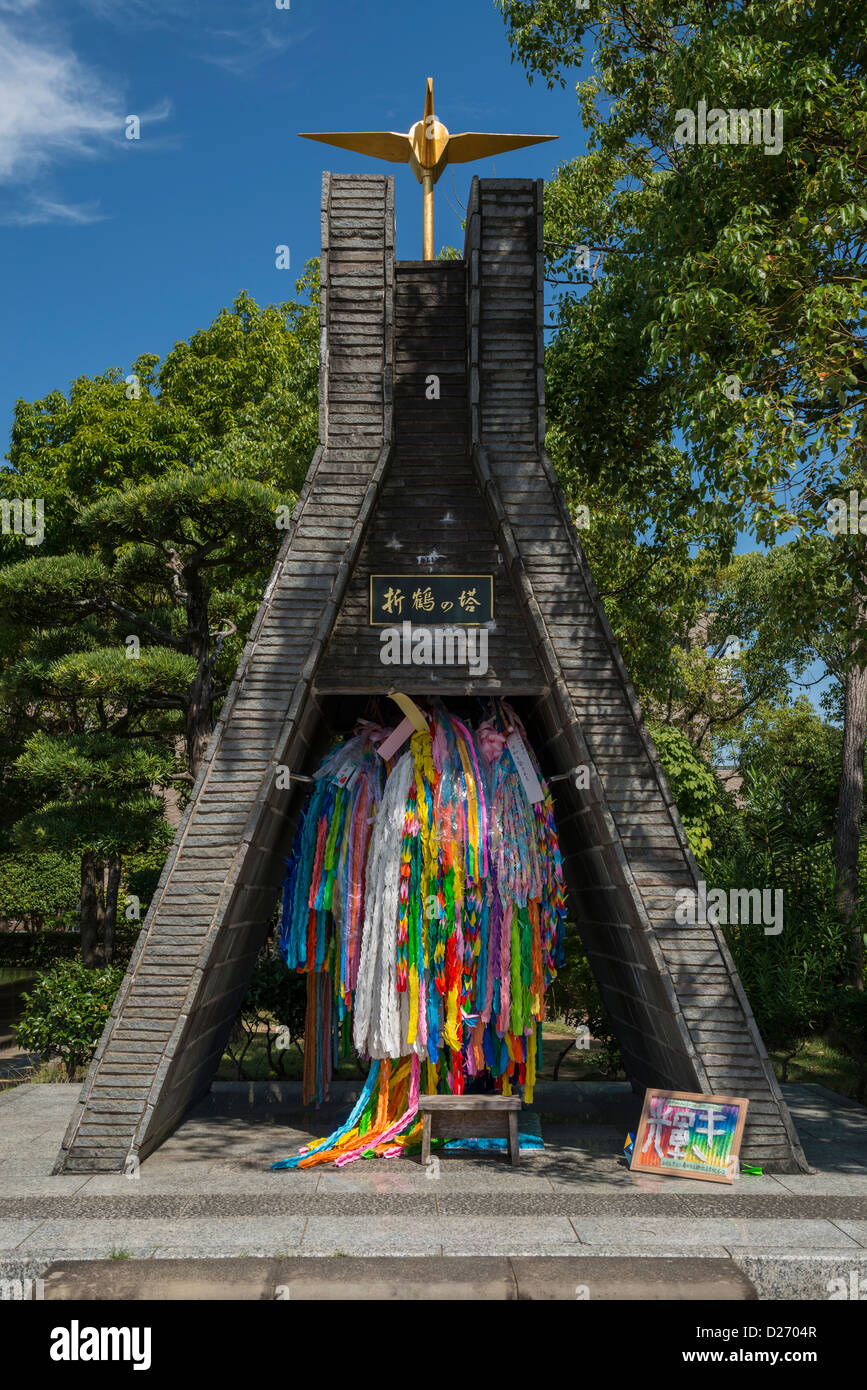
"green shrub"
649,723,725,866
829,990,867,1103
0,931,81,970
0,852,80,929
244,953,307,1038
546,922,622,1078
15,958,124,1079
224,952,309,1080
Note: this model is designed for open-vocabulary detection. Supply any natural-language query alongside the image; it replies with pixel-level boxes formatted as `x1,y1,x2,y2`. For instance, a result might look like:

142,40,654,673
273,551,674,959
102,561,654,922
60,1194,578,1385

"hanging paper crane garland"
271,702,566,1169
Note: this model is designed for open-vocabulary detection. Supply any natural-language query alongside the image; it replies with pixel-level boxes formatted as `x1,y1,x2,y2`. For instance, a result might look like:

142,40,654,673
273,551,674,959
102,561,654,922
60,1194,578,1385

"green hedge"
0,926,140,970
0,852,80,929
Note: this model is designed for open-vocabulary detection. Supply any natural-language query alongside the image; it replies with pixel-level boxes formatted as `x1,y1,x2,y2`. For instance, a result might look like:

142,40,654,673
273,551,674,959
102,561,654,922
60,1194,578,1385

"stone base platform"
1,1081,865,1301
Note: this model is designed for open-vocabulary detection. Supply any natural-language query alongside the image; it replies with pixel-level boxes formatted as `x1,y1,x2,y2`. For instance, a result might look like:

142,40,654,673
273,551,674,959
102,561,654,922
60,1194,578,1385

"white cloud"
0,0,42,13
0,20,122,183
0,192,104,225
200,23,314,78
78,0,188,25
0,18,172,222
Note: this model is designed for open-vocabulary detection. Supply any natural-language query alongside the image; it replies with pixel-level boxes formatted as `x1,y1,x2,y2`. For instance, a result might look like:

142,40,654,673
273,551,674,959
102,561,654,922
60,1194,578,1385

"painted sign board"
629,1088,749,1184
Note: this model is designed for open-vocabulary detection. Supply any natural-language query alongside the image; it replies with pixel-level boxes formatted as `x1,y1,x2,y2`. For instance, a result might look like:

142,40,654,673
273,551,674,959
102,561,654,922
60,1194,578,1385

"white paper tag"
507,732,543,804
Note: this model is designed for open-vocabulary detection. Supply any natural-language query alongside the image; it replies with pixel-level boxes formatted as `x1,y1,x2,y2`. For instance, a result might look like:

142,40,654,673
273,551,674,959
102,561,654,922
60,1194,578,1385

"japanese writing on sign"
370,576,493,626
630,1088,749,1184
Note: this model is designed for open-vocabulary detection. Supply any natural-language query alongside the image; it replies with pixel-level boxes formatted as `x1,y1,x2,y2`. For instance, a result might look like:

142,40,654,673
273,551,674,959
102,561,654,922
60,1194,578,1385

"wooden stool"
418,1094,522,1166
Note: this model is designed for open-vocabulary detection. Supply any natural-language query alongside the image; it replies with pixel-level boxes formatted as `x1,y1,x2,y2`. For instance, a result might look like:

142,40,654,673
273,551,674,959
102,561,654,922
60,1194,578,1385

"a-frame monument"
56,93,808,1175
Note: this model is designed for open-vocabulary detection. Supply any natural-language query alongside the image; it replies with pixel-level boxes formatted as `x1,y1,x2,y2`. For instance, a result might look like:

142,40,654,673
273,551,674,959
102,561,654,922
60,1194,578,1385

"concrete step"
38,1255,757,1301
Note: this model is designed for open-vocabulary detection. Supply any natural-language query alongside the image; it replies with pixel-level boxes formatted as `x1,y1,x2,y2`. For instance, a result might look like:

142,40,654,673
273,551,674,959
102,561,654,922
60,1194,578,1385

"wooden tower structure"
56,173,808,1174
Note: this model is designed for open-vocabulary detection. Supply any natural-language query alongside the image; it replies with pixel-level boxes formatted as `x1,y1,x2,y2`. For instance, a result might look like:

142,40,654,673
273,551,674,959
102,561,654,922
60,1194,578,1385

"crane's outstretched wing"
447,132,558,163
299,132,410,164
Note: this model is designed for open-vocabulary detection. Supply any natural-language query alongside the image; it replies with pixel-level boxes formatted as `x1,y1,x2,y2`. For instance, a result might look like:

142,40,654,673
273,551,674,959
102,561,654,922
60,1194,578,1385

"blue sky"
0,0,833,715
0,0,584,442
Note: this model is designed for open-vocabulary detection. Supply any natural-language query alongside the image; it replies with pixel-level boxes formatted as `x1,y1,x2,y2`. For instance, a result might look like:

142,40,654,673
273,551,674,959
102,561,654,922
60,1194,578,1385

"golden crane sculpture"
300,77,557,261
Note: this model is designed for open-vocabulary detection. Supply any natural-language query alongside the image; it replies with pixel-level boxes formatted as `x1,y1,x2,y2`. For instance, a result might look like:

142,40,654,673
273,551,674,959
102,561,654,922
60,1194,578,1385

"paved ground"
1,1080,865,1299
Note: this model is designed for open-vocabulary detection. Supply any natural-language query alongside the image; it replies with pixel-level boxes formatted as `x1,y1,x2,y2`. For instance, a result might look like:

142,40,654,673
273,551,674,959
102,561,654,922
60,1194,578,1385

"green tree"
499,0,867,984
0,468,285,780
0,851,81,931
12,734,173,964
156,275,319,493
1,281,320,963
0,470,286,959
708,767,850,1078
3,279,320,540
734,696,842,839
631,547,813,754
